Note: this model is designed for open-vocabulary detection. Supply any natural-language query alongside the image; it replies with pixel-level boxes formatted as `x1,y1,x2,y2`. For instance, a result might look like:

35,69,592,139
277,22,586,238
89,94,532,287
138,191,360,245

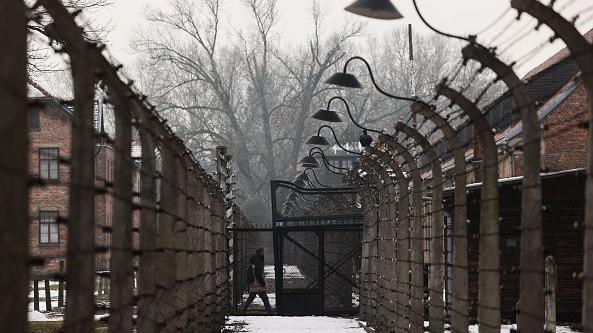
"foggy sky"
93,0,592,76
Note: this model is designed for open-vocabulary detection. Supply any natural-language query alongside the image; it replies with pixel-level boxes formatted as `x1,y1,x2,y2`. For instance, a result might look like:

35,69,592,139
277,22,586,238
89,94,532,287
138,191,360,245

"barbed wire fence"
0,1,251,333
343,0,593,332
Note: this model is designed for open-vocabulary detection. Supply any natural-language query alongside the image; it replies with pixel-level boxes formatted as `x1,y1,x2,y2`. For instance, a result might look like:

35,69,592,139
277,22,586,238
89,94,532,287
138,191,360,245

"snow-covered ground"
226,317,582,333
226,316,366,332
28,281,64,312
263,264,305,279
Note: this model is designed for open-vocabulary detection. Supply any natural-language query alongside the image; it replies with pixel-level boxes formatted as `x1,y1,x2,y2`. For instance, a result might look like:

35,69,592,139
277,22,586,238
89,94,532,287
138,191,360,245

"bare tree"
133,0,360,221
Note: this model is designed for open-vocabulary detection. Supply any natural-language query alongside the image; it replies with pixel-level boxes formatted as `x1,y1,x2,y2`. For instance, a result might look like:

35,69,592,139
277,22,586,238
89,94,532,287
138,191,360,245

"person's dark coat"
249,253,266,287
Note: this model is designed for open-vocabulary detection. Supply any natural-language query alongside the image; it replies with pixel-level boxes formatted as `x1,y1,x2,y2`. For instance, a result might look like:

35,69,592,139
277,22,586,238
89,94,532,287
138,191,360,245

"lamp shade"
325,72,362,88
345,0,403,20
292,178,307,187
305,135,331,146
301,162,320,169
311,109,343,122
295,172,310,182
298,155,319,165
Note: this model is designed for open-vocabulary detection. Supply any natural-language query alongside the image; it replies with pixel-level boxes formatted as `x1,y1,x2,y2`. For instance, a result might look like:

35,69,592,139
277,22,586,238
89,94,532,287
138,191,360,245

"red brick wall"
95,145,114,271
28,101,117,274
491,83,587,179
28,102,71,276
541,84,588,172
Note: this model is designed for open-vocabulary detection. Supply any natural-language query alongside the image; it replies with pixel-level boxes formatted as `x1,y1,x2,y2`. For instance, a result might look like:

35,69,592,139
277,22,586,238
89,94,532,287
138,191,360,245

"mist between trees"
121,0,506,223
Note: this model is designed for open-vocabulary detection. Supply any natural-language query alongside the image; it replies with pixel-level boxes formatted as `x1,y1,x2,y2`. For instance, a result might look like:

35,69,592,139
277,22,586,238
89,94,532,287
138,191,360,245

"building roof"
28,79,74,118
523,28,593,81
502,76,580,142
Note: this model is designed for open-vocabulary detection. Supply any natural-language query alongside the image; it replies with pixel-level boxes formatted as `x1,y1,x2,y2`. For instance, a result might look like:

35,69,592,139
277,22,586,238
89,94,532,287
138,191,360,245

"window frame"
39,210,60,245
39,147,59,182
29,108,40,131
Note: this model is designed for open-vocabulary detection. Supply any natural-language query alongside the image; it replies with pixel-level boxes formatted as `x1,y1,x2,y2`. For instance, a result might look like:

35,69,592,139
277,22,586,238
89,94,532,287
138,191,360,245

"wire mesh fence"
336,1,593,332
0,1,249,332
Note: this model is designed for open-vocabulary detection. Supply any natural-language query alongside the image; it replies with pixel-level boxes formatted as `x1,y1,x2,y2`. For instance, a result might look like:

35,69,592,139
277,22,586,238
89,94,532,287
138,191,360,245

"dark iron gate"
270,180,363,316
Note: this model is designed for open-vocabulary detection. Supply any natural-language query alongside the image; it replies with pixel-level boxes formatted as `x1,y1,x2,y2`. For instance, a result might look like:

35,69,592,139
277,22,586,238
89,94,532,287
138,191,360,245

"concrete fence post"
437,83,500,333
463,43,544,333
156,141,178,332
396,122,445,333
38,2,99,332
137,128,157,333
508,3,593,330
108,83,134,333
175,156,189,332
544,255,556,333
382,135,425,333
411,101,469,333
0,2,28,331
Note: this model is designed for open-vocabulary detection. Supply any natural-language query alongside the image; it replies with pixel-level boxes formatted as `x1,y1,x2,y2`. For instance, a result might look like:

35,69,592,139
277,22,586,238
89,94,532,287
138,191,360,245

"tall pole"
408,24,417,131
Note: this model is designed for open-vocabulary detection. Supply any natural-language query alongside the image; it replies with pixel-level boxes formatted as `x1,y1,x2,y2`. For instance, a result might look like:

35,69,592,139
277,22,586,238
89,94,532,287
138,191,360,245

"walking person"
242,247,273,314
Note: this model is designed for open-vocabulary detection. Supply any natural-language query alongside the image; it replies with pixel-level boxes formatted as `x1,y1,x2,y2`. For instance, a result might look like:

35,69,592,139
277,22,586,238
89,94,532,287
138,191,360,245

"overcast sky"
92,0,592,76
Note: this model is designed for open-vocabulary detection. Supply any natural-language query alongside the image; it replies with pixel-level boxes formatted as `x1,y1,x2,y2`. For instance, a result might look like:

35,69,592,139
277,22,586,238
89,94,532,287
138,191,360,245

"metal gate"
270,180,363,316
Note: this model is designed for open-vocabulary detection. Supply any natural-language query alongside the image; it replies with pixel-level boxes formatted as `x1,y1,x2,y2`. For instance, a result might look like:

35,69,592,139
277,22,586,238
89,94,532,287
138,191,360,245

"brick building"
28,83,116,276
432,28,593,185
427,31,592,322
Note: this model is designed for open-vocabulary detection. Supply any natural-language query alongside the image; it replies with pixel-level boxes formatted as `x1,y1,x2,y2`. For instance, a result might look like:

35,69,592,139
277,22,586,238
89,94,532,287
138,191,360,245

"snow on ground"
28,281,64,312
28,310,62,322
466,325,578,333
263,265,305,279
226,316,366,333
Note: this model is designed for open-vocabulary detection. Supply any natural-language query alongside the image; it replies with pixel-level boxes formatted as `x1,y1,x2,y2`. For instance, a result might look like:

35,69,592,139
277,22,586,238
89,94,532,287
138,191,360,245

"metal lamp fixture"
299,155,320,166
312,97,384,134
299,147,349,176
301,162,320,169
295,172,310,183
310,108,343,122
312,96,385,150
324,72,362,89
306,125,363,155
305,135,331,146
292,178,307,187
325,56,417,103
345,0,403,20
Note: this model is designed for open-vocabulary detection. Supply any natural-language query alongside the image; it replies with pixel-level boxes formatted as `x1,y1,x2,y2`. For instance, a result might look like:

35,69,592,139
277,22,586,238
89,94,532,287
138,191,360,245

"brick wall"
541,84,588,172
28,100,117,275
476,82,588,180
95,145,114,271
28,101,71,276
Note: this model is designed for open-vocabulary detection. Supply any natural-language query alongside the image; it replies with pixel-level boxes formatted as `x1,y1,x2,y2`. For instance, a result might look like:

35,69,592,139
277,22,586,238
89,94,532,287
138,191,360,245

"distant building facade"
27,83,135,276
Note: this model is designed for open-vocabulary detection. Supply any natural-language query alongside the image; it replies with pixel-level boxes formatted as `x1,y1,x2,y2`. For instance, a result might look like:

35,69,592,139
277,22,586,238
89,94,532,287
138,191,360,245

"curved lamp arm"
303,168,331,188
327,96,384,135
317,125,362,155
342,57,418,103
307,148,348,175
311,152,348,175
308,147,349,170
411,0,472,42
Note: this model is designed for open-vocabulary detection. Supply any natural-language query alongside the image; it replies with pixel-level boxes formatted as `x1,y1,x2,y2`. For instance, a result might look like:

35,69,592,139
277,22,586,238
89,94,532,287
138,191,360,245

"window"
39,211,59,245
39,148,59,181
29,108,40,131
